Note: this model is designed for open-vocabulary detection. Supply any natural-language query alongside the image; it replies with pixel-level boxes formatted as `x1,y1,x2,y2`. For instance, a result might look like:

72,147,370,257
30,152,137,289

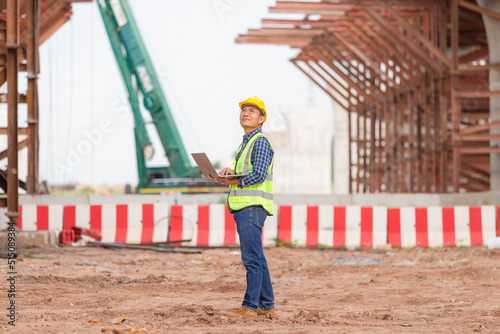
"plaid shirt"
235,128,273,188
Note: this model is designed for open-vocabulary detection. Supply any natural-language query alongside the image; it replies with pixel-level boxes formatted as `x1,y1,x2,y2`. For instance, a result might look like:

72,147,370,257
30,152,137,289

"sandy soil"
1,245,499,334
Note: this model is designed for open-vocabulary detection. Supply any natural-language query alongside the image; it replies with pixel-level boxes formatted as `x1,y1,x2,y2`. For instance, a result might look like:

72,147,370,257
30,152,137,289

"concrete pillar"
284,111,333,194
476,1,500,190
265,110,333,194
334,105,349,194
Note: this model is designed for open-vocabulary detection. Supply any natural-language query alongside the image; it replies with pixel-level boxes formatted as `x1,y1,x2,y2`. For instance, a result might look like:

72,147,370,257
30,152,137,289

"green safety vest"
228,132,274,215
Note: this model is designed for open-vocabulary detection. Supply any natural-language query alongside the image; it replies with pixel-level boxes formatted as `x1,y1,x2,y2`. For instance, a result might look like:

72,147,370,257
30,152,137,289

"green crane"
97,0,225,194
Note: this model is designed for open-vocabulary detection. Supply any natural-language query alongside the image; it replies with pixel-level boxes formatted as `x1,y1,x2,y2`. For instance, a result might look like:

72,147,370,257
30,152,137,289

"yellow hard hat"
239,96,267,123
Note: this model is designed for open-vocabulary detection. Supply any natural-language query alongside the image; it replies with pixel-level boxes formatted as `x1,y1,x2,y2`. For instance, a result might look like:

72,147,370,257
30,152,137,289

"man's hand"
219,167,233,176
206,175,240,186
205,167,240,185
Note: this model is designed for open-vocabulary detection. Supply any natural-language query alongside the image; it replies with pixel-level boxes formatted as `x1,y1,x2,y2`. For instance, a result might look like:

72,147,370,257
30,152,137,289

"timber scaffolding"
0,0,90,215
237,0,500,194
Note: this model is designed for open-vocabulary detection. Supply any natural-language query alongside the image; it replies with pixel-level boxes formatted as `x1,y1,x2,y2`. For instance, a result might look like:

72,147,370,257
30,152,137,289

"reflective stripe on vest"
230,189,273,200
228,132,274,215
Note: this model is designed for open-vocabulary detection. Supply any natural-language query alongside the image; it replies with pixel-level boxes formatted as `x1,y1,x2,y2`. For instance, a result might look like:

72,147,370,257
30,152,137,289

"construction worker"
206,96,275,318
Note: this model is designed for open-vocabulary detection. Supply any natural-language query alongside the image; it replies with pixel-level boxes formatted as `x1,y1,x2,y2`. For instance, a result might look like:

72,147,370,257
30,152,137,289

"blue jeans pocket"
251,207,265,229
235,206,266,230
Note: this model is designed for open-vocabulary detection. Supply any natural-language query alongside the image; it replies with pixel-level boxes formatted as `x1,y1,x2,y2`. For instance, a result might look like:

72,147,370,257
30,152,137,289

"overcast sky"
34,0,332,186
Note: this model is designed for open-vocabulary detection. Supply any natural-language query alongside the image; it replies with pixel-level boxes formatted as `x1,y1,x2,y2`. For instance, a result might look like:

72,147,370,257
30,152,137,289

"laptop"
191,153,247,179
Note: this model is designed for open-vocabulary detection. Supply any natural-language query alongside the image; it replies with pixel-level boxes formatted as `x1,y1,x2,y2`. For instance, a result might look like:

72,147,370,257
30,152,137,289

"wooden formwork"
0,0,91,212
237,0,500,193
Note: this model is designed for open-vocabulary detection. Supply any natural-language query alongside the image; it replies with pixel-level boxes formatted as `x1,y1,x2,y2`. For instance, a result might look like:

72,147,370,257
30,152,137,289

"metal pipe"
362,109,368,192
385,100,392,192
370,106,376,192
377,103,383,192
425,76,432,192
439,1,447,193
356,110,361,193
6,0,19,219
408,90,415,193
392,96,398,192
397,94,405,192
348,110,352,194
451,0,461,192
27,0,40,194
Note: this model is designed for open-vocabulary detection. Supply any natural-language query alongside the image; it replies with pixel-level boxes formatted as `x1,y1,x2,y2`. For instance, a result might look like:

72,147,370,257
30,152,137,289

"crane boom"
97,0,217,193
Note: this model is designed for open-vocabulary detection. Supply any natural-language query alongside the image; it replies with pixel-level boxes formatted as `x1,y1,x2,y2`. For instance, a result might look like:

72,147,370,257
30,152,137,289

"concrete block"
0,230,59,249
19,195,87,205
88,193,226,205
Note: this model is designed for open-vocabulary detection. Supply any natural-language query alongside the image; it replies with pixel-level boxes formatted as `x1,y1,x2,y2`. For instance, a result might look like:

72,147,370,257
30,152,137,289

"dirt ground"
1,245,499,334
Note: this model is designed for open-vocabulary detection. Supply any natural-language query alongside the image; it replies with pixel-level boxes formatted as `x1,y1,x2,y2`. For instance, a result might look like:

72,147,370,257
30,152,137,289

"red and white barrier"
6,203,499,248
169,204,278,247
88,203,169,243
388,206,497,247
0,207,7,230
16,204,63,231
13,203,169,244
169,204,239,247
278,205,387,248
262,206,278,247
497,206,500,238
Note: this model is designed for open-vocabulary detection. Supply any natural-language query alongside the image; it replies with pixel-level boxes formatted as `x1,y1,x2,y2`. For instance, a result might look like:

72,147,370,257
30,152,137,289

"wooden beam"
0,67,5,88
357,17,421,76
0,93,26,103
379,2,451,68
246,27,326,37
459,0,500,21
261,18,350,28
291,59,351,110
0,128,28,135
40,8,71,44
460,134,500,141
365,8,440,73
460,147,500,154
0,139,27,161
453,91,500,98
460,120,500,135
458,46,489,63
318,37,385,97
332,30,397,89
269,1,354,15
235,35,310,48
458,63,500,73
346,20,415,80
307,44,373,101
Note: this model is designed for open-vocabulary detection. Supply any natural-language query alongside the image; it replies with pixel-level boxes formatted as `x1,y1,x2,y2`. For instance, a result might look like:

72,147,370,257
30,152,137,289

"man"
206,96,275,318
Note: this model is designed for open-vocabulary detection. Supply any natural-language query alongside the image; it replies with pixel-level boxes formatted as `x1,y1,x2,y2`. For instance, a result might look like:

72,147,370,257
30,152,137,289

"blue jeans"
234,206,274,311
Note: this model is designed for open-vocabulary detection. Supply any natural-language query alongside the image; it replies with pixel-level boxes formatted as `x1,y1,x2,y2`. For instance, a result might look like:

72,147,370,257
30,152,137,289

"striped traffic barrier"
169,204,239,247
262,206,278,247
497,206,500,237
278,205,388,248
387,206,497,247
87,203,169,243
16,204,63,231
7,203,499,248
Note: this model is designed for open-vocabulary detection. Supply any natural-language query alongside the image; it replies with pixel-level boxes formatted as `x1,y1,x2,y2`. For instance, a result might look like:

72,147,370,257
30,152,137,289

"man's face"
240,105,265,129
